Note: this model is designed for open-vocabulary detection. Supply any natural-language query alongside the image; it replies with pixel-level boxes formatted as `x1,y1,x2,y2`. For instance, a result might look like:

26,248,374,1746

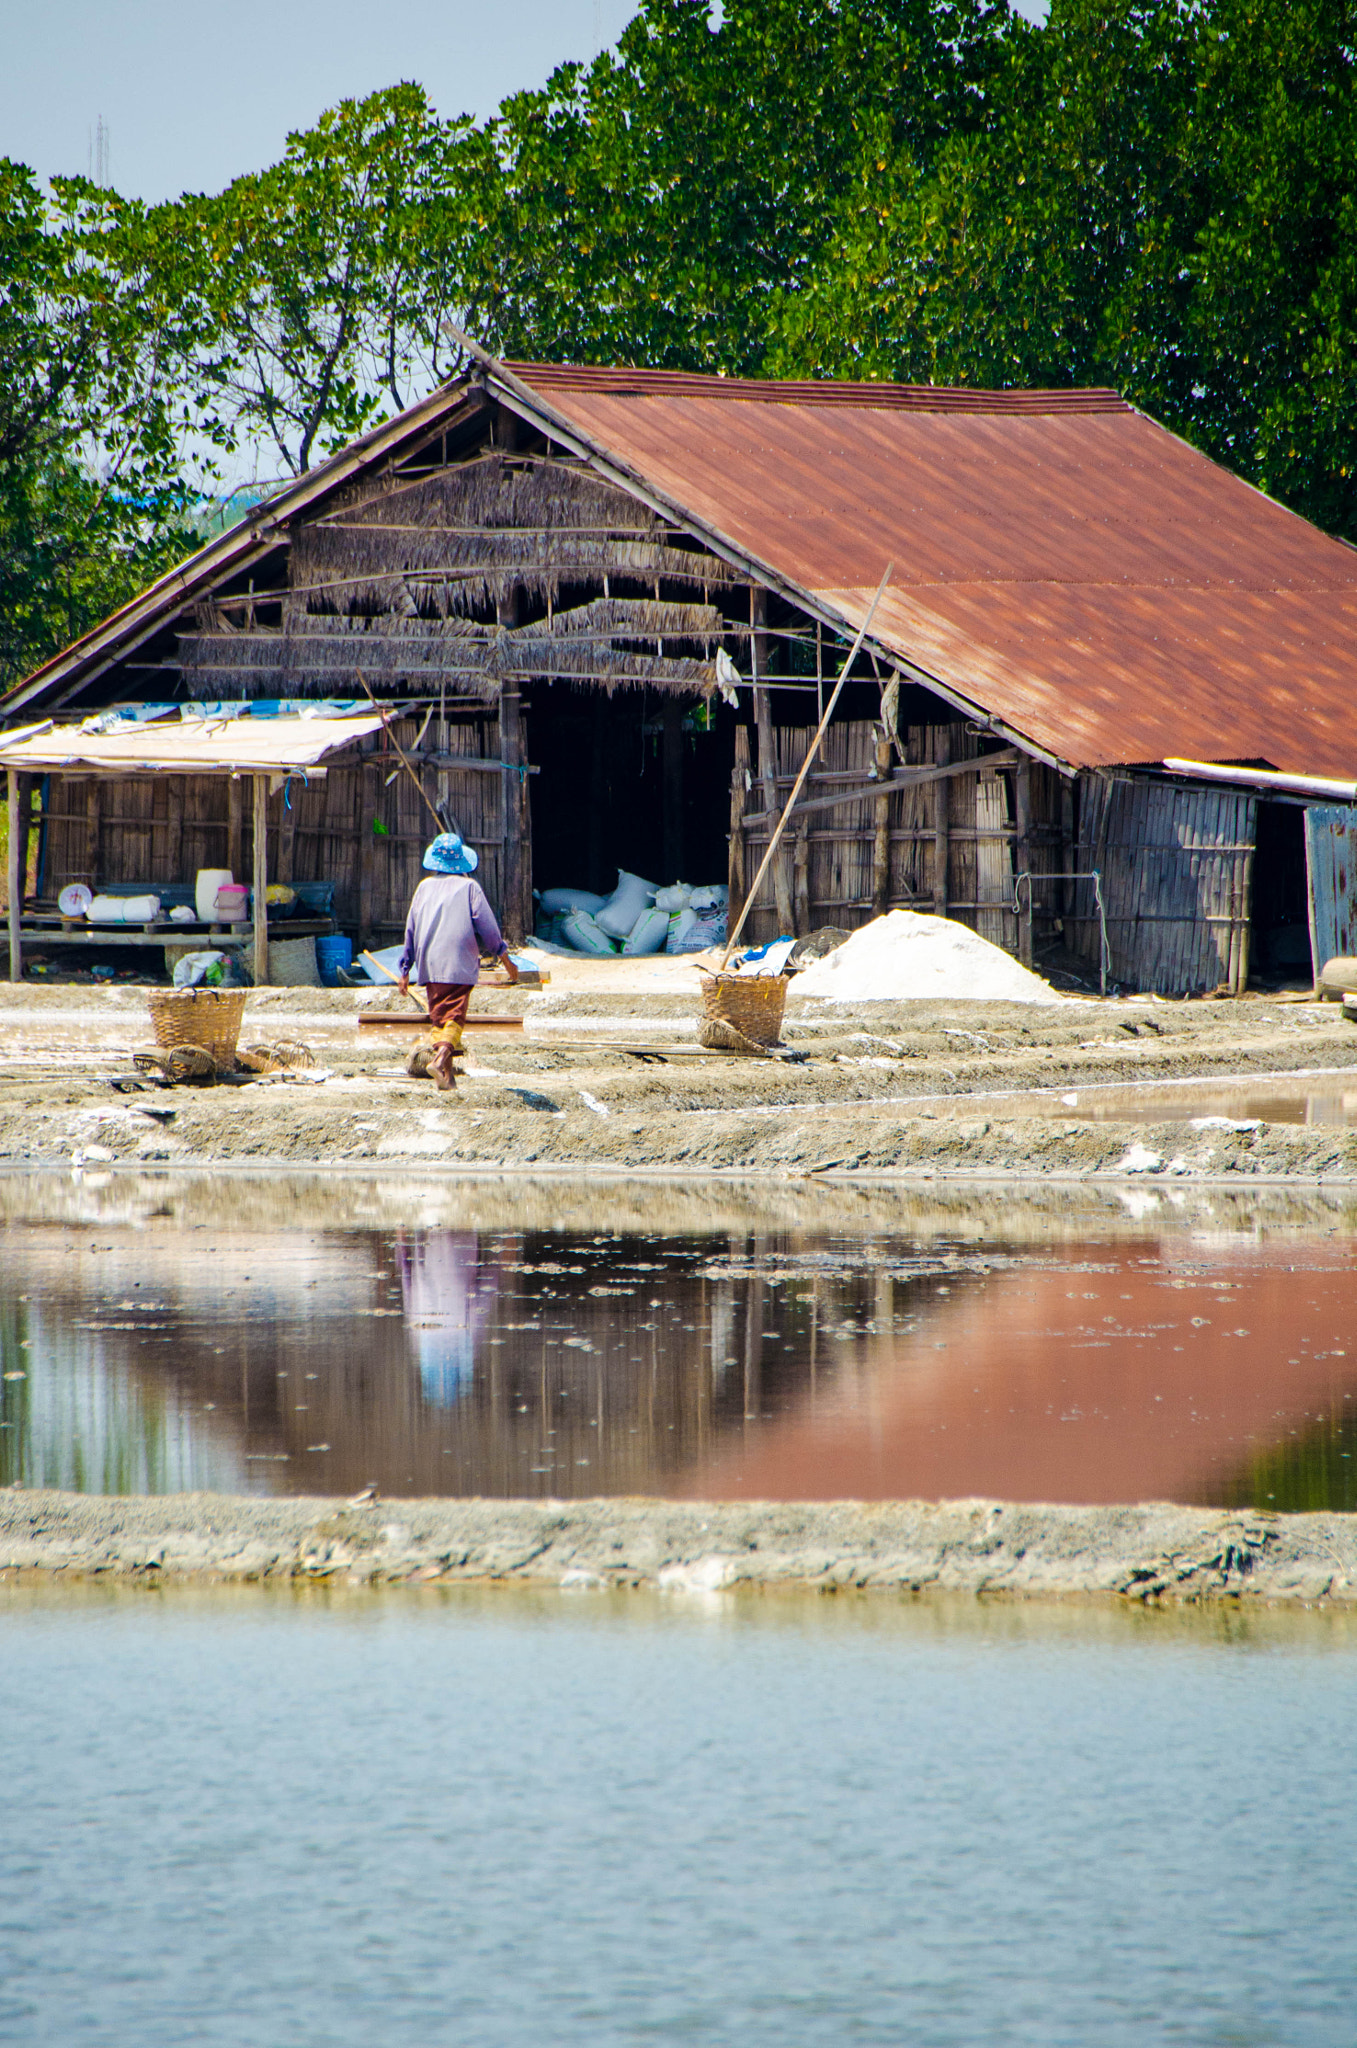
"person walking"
397,833,518,1089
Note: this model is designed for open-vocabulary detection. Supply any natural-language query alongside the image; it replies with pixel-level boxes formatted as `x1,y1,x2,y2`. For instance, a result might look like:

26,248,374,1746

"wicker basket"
147,987,248,1067
699,971,788,1048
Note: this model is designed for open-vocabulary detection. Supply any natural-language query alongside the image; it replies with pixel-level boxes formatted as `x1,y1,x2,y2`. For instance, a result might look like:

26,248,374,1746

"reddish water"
2,1219,1354,1508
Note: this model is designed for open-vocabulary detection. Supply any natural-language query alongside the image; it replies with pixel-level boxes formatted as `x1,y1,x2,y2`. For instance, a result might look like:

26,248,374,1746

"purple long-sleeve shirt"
398,875,505,985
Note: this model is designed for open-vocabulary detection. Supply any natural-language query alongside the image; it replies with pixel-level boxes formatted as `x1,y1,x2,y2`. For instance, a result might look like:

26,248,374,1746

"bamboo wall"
732,720,1065,953
35,712,520,944
1071,773,1257,994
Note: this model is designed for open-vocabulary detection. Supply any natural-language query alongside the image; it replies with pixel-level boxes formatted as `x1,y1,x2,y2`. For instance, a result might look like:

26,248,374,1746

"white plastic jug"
196,868,233,922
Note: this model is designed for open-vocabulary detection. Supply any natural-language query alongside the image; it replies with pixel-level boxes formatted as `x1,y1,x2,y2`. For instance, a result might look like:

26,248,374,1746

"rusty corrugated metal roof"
504,363,1357,778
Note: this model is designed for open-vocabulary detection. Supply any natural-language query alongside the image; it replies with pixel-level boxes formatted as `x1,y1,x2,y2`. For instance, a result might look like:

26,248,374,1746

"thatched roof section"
290,456,739,616
177,611,716,697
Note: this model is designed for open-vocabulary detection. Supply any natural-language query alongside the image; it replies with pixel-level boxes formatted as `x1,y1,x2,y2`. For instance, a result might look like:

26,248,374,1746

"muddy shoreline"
2,1488,1352,1605
5,981,1357,1182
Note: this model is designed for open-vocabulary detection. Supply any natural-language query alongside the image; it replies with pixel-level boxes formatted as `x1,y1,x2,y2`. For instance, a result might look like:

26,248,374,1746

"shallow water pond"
3,1190,1355,1507
2,1586,1354,2048
911,1064,1357,1127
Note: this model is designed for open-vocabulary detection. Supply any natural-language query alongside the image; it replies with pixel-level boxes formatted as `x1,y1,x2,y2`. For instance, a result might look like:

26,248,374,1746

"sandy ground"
4,968,1357,1181
1,1487,1352,1605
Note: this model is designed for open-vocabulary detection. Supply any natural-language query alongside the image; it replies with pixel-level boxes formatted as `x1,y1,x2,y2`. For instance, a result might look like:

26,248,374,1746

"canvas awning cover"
0,713,385,776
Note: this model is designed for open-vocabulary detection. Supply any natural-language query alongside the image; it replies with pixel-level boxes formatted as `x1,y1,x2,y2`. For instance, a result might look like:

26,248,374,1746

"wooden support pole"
1014,754,1034,966
166,775,185,882
227,777,244,880
931,729,951,918
358,757,379,953
728,724,750,931
277,778,296,885
793,815,811,934
496,582,530,943
84,778,101,888
7,769,21,983
751,587,795,933
252,773,270,985
871,735,893,914
661,697,684,881
15,775,33,908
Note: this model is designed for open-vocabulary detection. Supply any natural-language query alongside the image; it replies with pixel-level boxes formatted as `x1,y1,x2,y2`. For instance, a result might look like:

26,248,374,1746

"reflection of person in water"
397,1231,498,1404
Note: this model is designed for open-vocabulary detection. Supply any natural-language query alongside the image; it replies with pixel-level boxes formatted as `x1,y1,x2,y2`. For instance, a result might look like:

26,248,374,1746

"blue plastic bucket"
316,935,354,987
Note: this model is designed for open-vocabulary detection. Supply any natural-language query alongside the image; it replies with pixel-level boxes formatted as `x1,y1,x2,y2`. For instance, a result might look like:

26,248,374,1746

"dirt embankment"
4,981,1357,1181
2,1487,1352,1606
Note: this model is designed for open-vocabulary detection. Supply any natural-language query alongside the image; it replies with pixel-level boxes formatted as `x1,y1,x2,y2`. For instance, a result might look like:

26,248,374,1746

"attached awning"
0,712,385,777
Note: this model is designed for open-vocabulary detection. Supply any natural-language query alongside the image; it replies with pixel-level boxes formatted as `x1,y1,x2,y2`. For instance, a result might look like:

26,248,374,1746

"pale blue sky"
2,0,1047,202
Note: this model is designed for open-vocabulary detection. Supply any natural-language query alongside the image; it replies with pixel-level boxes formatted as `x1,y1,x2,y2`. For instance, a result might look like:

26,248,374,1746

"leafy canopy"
5,0,1357,696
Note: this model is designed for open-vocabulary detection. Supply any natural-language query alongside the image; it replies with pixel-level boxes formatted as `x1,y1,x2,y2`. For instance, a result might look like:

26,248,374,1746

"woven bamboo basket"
699,971,788,1048
147,988,248,1066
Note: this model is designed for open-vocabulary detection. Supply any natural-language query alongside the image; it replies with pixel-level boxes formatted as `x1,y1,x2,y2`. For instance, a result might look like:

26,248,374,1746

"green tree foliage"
765,0,1357,540
462,0,1016,371
0,161,201,690
176,84,489,475
5,0,1356,700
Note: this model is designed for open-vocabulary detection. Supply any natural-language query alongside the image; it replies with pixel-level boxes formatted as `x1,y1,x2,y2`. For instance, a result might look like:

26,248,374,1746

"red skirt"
425,981,474,1043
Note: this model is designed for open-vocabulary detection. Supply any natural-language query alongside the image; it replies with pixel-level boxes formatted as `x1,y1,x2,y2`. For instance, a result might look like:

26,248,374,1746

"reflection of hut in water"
11,352,1357,993
3,1223,937,1500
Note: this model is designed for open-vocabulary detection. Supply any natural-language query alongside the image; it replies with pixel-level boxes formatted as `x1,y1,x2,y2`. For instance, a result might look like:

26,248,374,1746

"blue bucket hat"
422,831,478,876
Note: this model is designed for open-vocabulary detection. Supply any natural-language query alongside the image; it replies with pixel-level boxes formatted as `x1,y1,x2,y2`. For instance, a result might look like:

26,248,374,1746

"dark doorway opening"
524,684,740,902
1250,801,1312,983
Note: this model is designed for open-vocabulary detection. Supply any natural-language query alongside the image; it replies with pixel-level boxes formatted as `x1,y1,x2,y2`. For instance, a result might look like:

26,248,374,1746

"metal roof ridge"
503,360,1131,412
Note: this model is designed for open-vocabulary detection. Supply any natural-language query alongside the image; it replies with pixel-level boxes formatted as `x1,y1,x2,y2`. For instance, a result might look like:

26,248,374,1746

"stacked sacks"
668,884,729,953
534,885,607,947
534,871,730,954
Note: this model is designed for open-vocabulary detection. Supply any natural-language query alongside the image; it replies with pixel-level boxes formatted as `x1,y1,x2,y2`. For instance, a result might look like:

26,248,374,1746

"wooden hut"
6,350,1357,990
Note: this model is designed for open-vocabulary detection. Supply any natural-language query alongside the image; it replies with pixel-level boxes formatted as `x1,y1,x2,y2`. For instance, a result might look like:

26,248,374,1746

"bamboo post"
720,564,892,967
277,779,296,885
166,776,185,883
252,773,270,984
15,775,33,908
751,588,795,935
358,756,379,953
84,778,101,889
227,776,244,880
1014,754,1034,966
727,725,750,930
7,769,21,984
793,815,811,933
251,774,270,983
495,582,529,943
931,729,951,919
871,735,893,914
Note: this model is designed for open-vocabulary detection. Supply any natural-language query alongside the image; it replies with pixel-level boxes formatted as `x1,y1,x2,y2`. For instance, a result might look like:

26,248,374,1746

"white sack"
539,886,606,916
89,894,160,924
622,907,670,956
595,869,658,938
560,909,617,956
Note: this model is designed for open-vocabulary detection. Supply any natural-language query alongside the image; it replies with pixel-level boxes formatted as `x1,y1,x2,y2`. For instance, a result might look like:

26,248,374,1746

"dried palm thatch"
291,455,738,612
175,619,713,695
532,597,724,641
